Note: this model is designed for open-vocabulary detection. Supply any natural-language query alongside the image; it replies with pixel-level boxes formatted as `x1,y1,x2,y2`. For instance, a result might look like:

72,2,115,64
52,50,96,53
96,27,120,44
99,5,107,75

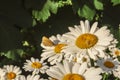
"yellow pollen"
7,72,16,79
73,58,77,62
82,57,87,62
63,73,85,80
54,44,67,53
104,61,115,68
115,50,120,56
76,33,98,49
31,62,42,69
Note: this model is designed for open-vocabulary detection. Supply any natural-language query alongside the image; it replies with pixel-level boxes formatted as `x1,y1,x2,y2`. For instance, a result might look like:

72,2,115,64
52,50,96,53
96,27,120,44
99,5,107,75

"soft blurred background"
0,0,120,68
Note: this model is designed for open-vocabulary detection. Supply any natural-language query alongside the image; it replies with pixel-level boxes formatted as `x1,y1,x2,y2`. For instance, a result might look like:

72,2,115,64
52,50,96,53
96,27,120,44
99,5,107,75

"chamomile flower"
63,20,114,60
0,68,6,80
3,65,22,80
41,34,68,65
96,58,120,73
19,75,40,80
110,48,120,57
46,60,102,80
19,74,48,80
23,57,48,74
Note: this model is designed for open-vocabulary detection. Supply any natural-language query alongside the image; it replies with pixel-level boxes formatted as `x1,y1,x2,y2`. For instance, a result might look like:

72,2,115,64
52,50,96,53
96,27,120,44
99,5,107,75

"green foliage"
32,19,37,26
32,0,59,22
111,0,120,6
0,49,25,61
78,5,96,20
31,0,119,22
57,0,72,7
94,0,103,10
72,0,103,21
32,0,72,23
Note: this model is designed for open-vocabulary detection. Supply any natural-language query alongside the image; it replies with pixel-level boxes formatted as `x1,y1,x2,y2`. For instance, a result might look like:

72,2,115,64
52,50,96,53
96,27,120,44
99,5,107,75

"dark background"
0,0,120,68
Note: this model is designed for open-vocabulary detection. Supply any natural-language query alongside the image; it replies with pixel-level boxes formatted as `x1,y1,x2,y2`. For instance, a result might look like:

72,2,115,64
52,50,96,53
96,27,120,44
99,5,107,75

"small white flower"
41,34,68,65
3,65,22,80
96,58,120,73
23,57,48,74
19,75,40,80
46,60,102,80
75,54,91,65
63,20,115,60
110,48,120,57
19,74,48,80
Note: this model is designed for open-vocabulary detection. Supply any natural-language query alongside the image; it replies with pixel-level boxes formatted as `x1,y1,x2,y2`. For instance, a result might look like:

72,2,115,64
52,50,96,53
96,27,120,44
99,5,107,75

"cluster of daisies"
0,20,120,80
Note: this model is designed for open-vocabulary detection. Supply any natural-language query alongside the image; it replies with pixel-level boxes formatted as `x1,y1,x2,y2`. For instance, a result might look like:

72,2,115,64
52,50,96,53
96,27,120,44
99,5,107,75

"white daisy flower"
40,34,68,65
96,58,120,73
3,65,22,80
46,60,102,80
23,57,48,74
0,68,6,80
63,20,115,60
110,48,120,57
19,74,48,80
18,75,40,80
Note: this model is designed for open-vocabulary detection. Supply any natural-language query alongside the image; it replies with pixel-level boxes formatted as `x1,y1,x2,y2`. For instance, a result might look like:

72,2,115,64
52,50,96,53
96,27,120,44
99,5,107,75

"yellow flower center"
73,58,77,62
7,72,16,79
31,62,42,69
76,33,98,49
54,44,67,53
104,61,115,68
82,57,87,62
63,73,85,80
115,50,120,56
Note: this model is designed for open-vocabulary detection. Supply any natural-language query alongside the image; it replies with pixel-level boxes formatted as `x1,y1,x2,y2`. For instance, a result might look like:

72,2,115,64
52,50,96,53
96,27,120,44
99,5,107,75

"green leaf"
111,0,120,6
1,49,25,60
78,5,96,20
94,0,103,10
32,19,37,26
32,0,59,22
58,0,72,7
49,2,58,14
